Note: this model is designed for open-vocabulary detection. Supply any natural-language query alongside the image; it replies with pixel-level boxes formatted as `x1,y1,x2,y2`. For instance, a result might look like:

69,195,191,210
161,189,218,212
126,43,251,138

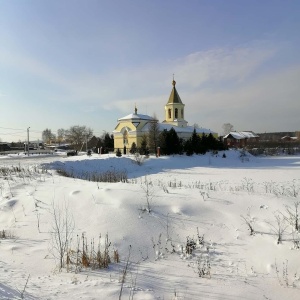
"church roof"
167,80,183,104
118,113,154,122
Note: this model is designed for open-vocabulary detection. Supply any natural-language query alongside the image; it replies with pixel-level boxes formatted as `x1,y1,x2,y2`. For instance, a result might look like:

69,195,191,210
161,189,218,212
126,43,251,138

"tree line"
42,126,114,152
42,123,226,156
130,123,226,156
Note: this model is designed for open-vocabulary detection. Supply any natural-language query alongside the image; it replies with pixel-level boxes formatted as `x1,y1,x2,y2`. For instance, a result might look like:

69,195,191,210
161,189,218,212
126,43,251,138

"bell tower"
163,78,188,127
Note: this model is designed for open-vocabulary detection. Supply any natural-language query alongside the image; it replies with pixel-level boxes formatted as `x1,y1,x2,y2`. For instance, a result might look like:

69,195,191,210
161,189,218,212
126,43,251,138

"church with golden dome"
113,79,217,153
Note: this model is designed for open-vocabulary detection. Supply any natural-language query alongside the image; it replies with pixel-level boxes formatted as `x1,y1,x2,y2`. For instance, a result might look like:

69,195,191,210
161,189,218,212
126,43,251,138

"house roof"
224,131,259,140
281,136,298,140
167,80,183,104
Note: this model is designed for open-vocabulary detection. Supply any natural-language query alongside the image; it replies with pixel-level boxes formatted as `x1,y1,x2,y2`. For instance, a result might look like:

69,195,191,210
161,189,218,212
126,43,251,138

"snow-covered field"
0,150,300,300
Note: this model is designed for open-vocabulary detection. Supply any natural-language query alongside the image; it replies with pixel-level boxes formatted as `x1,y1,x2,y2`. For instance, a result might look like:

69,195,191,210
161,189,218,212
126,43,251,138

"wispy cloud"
185,64,300,132
172,44,276,88
2,41,297,134
96,42,277,106
0,41,277,106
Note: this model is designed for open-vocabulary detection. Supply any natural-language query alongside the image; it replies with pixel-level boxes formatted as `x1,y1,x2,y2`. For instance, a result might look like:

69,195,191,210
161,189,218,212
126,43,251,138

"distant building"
257,132,299,141
223,131,259,148
281,136,298,142
113,79,217,153
24,141,44,150
0,142,11,152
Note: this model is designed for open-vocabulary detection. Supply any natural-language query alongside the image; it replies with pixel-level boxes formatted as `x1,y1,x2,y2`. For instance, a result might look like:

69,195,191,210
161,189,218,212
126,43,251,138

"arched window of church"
168,109,171,119
123,131,128,145
175,108,178,119
181,109,184,118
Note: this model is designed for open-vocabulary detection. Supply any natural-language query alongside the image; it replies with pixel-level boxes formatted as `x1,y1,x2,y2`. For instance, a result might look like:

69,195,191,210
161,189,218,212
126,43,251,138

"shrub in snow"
282,201,300,232
116,148,122,157
133,152,144,166
196,254,211,278
151,234,163,260
274,259,296,287
241,177,254,193
186,237,196,255
292,236,300,250
66,233,118,272
268,214,289,244
140,176,154,213
0,229,15,239
57,168,128,183
241,207,255,236
239,149,249,162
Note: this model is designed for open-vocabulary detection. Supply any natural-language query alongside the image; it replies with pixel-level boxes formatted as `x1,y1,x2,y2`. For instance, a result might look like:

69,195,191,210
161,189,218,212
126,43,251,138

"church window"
123,131,128,145
181,109,184,118
168,109,171,119
175,108,178,119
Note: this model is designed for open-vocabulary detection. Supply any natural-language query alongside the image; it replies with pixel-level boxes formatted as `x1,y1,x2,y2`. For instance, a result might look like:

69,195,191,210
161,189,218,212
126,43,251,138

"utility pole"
27,127,30,156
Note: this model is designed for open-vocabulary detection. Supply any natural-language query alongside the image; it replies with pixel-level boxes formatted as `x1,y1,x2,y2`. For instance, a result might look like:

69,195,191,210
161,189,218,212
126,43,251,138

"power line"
0,126,25,131
0,131,26,136
0,126,43,133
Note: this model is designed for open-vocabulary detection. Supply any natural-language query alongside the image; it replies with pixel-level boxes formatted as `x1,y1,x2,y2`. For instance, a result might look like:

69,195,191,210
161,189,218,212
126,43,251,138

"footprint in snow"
260,205,268,209
70,190,81,195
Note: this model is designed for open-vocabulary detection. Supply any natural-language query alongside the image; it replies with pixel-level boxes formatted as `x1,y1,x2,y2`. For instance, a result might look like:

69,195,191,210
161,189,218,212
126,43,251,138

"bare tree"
42,128,56,144
49,200,75,270
65,125,93,149
57,128,66,145
222,123,234,135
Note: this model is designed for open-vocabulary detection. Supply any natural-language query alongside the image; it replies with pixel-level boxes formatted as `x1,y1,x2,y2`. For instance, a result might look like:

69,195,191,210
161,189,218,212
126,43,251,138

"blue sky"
0,0,299,142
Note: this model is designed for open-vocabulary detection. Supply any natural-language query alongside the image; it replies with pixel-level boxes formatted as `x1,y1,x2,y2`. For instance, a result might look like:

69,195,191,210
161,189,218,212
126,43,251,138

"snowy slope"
0,150,300,299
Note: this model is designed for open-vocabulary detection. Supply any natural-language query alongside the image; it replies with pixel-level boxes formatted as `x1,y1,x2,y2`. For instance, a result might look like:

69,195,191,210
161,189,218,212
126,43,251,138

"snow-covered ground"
0,150,300,299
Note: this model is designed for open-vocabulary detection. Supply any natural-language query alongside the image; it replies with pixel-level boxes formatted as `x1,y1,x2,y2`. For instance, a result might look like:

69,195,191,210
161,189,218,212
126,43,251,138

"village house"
223,131,259,148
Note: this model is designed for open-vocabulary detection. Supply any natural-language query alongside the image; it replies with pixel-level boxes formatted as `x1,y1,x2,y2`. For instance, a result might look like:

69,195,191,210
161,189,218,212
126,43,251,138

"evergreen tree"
140,134,149,155
95,133,114,154
158,128,181,155
130,142,137,154
166,128,181,155
148,115,160,154
184,139,193,156
191,128,202,154
158,130,168,155
103,133,114,149
199,133,208,154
